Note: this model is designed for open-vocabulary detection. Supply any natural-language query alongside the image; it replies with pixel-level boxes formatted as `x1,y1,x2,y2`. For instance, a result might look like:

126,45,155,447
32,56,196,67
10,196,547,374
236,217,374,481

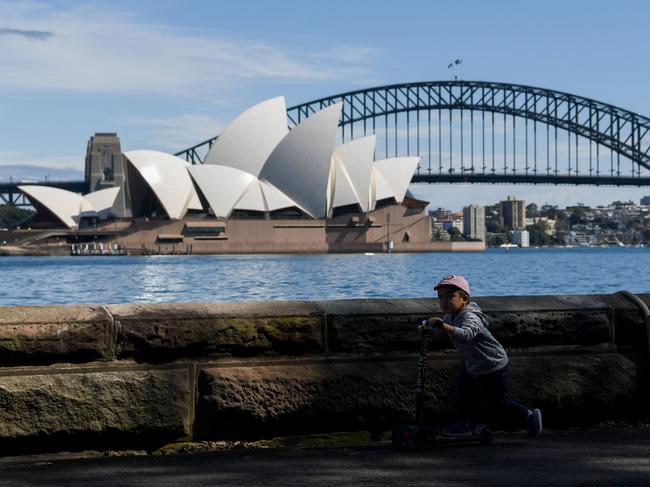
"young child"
427,274,542,438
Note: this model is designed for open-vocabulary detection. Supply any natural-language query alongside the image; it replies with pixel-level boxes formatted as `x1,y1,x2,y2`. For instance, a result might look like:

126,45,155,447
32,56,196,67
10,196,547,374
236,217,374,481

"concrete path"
0,430,648,486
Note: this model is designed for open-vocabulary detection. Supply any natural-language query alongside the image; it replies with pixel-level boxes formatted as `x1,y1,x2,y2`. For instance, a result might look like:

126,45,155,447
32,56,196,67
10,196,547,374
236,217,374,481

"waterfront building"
15,97,459,254
559,230,598,247
501,196,526,230
431,207,453,220
442,215,464,234
463,204,485,241
432,221,451,241
85,133,131,218
485,232,508,246
510,229,530,247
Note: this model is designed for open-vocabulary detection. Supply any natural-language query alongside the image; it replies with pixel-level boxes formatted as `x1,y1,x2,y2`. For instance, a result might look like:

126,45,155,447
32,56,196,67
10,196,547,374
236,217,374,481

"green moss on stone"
257,431,373,448
153,431,375,455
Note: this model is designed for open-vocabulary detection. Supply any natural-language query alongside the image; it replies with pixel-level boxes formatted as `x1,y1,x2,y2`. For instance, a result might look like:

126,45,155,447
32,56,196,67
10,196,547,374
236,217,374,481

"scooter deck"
392,424,493,449
435,431,493,446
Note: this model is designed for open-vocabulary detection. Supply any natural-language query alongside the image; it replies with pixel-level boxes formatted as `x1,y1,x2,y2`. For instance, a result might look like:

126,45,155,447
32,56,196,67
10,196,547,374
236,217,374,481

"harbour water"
1,247,649,306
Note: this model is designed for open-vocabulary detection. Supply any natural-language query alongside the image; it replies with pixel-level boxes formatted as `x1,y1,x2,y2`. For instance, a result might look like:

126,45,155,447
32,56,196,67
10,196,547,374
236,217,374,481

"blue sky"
1,0,650,209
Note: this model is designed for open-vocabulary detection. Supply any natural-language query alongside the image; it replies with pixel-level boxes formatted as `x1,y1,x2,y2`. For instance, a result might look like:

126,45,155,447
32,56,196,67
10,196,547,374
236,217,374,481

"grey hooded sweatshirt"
444,301,508,375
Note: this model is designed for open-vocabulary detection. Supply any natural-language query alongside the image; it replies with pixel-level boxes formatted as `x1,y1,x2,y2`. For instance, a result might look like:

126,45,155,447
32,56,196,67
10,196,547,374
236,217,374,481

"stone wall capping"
111,301,325,361
0,304,114,365
313,298,439,316
471,295,612,312
107,300,325,319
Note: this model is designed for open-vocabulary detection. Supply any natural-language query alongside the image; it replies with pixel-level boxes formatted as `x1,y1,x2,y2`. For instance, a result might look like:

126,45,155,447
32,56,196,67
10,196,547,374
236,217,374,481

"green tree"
540,204,561,219
492,234,505,246
526,221,552,246
642,229,650,245
447,227,466,241
566,205,591,226
0,205,34,228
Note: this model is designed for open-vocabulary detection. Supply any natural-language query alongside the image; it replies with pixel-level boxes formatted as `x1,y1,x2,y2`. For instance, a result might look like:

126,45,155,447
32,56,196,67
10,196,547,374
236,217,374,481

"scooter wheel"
391,426,413,447
478,428,493,445
415,428,436,449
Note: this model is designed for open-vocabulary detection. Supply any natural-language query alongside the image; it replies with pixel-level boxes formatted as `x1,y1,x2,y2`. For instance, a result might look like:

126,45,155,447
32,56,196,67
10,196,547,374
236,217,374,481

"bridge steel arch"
176,81,650,186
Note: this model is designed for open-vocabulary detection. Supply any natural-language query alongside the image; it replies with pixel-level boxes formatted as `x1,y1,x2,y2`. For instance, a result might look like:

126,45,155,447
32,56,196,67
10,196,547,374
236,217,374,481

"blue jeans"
453,365,530,428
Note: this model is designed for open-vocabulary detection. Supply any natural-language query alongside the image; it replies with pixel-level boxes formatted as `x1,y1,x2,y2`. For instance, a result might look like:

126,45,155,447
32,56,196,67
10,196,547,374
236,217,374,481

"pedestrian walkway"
0,430,648,486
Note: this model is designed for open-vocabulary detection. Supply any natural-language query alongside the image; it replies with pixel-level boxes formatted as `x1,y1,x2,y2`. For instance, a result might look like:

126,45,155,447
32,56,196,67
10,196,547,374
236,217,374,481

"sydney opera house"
14,97,445,254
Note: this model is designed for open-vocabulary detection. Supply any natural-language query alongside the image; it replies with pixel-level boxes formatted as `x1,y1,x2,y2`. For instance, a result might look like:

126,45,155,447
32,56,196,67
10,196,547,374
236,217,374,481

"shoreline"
1,243,648,257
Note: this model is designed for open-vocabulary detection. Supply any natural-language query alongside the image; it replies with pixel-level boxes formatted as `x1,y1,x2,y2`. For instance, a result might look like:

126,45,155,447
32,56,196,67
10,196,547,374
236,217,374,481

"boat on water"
499,242,519,249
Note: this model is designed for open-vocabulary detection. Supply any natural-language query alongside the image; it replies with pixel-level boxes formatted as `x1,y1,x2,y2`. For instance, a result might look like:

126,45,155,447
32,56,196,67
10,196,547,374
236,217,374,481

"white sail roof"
259,180,300,212
333,135,376,212
18,185,84,229
260,103,342,219
373,157,421,203
233,180,267,212
332,153,361,209
372,170,394,204
187,164,255,218
204,97,289,177
124,150,198,219
83,187,120,219
187,188,203,211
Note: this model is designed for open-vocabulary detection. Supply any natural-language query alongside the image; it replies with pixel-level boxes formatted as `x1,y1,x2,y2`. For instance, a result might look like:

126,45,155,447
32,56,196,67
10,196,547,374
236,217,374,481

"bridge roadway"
0,429,648,486
3,172,650,205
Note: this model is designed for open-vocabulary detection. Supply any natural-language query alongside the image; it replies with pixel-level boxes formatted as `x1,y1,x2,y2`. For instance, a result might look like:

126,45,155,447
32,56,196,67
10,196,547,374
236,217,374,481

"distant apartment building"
501,196,526,229
431,207,453,220
463,204,485,241
510,229,530,247
641,196,650,206
432,221,451,241
442,218,464,234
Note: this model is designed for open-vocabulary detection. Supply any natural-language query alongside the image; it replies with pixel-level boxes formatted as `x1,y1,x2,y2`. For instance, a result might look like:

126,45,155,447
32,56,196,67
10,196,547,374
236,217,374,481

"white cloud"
0,152,83,170
0,2,377,96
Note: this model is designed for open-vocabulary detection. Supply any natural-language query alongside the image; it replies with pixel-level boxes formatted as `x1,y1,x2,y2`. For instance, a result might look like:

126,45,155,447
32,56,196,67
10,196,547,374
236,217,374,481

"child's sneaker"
442,420,472,437
527,409,542,438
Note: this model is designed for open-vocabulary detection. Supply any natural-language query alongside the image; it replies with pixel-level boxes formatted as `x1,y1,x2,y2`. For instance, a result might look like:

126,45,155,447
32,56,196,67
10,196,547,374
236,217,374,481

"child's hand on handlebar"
426,317,445,329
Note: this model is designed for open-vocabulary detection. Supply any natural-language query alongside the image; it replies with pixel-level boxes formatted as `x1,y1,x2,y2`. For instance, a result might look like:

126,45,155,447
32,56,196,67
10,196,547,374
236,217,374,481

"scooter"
391,320,493,449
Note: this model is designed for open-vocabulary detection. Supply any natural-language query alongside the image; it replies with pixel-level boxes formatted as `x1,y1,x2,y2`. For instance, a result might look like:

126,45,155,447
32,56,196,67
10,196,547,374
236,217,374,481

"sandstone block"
322,297,613,353
195,351,637,440
0,305,114,365
594,293,650,348
195,358,437,440
316,298,440,353
507,352,638,427
474,296,613,347
110,301,324,361
0,366,191,450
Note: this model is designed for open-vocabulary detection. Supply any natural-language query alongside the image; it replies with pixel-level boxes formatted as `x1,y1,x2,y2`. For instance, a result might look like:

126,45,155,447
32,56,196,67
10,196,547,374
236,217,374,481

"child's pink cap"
434,275,471,296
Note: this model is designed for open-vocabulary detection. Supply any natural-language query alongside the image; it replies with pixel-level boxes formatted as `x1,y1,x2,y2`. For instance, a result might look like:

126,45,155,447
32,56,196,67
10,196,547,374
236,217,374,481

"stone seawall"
0,293,648,453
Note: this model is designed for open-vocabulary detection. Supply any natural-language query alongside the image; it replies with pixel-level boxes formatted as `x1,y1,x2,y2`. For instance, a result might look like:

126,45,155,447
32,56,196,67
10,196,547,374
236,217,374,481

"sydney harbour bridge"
3,80,650,206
